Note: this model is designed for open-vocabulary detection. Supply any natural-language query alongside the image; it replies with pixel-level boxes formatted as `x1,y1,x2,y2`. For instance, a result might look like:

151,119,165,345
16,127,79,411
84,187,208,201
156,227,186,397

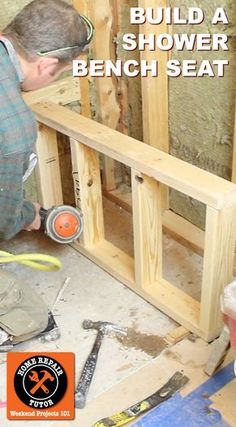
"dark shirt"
0,42,37,239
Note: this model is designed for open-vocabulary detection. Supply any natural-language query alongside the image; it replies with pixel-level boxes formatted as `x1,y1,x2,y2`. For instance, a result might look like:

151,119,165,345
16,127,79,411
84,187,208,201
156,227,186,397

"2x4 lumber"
139,0,169,152
165,326,190,345
139,0,169,211
70,139,104,248
162,210,205,255
72,0,91,118
200,205,236,341
111,0,129,137
72,239,135,285
89,0,120,191
77,58,91,118
132,170,162,288
35,124,63,208
72,0,88,13
32,102,236,210
72,239,201,337
23,77,81,106
103,188,133,214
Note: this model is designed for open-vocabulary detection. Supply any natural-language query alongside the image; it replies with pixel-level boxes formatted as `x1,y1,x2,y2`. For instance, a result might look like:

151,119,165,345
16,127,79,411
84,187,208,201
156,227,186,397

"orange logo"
7,352,74,420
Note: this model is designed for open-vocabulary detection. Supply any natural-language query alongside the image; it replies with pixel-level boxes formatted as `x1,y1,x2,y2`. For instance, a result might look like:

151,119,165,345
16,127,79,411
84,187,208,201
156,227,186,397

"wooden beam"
70,139,104,248
72,0,88,13
23,77,81,106
200,205,236,341
132,170,162,288
72,0,91,118
35,124,63,208
111,0,129,137
89,0,120,191
162,210,205,255
72,239,134,284
139,0,169,152
139,0,169,211
165,326,190,345
32,102,236,210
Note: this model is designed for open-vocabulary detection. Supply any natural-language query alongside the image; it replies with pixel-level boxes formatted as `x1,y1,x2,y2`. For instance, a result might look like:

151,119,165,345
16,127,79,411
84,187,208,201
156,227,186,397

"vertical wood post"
200,205,236,341
73,0,91,119
88,0,120,191
139,0,169,210
36,124,63,208
132,169,163,289
70,138,104,248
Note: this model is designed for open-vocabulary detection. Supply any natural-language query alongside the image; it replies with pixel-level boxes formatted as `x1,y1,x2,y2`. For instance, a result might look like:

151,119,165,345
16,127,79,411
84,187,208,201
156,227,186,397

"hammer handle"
75,331,104,409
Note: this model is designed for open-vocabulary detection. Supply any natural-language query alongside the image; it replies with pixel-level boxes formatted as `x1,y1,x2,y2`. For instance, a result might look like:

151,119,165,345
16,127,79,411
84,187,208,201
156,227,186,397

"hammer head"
82,320,127,336
40,370,55,382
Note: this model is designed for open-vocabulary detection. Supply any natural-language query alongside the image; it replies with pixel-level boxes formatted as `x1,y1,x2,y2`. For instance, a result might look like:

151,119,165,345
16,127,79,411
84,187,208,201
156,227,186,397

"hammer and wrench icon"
29,370,55,395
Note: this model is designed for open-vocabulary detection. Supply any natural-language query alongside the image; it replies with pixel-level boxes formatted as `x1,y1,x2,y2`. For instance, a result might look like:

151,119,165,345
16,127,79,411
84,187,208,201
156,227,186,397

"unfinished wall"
169,0,236,228
0,1,31,29
115,1,236,229
0,1,235,229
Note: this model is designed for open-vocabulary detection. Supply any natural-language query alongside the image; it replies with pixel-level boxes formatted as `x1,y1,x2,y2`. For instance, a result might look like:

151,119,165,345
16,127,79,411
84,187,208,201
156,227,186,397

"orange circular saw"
40,205,83,244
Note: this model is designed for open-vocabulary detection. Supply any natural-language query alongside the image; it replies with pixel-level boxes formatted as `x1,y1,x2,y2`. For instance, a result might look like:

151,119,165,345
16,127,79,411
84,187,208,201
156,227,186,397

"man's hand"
24,202,41,231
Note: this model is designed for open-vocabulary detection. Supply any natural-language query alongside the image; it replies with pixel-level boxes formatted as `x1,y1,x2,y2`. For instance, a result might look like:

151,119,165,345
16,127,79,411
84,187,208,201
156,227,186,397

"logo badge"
7,353,74,420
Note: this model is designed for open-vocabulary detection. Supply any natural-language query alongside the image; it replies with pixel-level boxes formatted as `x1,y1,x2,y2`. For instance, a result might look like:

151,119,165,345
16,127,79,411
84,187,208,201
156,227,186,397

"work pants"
0,269,48,343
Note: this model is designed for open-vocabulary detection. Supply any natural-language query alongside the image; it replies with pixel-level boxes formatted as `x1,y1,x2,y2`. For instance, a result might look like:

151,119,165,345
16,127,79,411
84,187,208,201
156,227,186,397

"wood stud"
88,0,120,191
35,124,63,208
132,170,162,288
70,138,104,248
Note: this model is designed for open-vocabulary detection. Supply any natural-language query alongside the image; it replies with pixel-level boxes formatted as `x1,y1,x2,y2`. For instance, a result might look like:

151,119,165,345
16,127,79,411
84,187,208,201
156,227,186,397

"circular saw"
40,205,83,244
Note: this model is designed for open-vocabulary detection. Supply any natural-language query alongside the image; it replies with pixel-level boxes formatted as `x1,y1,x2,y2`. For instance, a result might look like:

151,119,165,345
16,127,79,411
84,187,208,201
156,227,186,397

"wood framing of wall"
32,101,236,342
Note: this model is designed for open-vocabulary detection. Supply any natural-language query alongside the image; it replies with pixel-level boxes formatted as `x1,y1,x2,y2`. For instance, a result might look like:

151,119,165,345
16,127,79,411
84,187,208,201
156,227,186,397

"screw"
135,175,144,184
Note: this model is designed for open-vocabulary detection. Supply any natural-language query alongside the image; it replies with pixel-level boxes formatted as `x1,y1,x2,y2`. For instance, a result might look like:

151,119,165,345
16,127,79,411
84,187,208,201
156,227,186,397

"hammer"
75,320,127,409
29,370,49,394
30,370,55,395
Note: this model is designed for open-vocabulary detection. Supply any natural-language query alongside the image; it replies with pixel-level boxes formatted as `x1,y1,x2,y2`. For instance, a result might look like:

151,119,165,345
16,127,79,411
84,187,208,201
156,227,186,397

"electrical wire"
0,250,61,271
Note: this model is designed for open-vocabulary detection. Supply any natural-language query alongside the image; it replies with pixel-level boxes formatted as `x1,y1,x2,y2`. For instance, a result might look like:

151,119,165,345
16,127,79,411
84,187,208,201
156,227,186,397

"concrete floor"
0,198,227,427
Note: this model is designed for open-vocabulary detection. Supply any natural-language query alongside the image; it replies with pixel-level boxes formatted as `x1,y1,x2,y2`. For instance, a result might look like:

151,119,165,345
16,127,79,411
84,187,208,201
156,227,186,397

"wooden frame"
33,101,236,342
88,0,120,191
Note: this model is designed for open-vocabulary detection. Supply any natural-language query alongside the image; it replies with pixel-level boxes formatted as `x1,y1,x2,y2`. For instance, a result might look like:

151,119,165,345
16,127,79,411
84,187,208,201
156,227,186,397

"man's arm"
0,151,39,240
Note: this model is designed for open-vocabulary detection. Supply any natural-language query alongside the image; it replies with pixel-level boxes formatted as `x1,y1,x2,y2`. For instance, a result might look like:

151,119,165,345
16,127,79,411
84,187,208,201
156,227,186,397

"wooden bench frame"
32,101,236,342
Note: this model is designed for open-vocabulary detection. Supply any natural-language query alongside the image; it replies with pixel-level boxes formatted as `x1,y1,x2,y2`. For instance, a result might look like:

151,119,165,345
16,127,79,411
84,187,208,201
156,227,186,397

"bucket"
222,280,236,349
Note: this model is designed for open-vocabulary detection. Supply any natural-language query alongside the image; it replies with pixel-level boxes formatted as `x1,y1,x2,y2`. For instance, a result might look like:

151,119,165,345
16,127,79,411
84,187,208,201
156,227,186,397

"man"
0,0,93,347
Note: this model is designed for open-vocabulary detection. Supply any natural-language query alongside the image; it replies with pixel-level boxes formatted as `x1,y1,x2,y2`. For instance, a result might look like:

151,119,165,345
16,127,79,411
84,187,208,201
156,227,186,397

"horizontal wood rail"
33,102,236,342
33,102,236,210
